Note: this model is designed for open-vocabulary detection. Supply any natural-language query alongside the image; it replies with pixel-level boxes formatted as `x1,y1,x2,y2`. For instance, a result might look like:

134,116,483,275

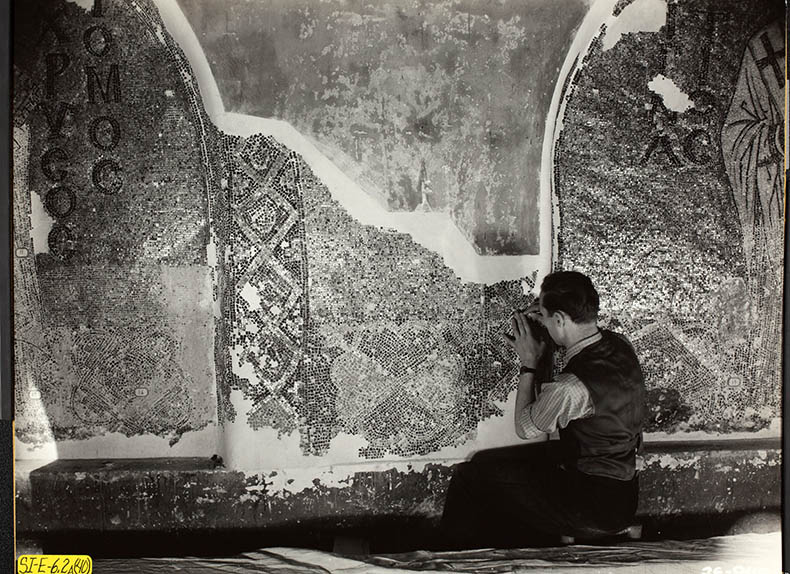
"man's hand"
525,300,542,323
504,311,547,368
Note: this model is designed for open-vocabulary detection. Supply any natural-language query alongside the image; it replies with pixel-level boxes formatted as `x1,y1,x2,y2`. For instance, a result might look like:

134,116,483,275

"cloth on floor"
90,532,780,574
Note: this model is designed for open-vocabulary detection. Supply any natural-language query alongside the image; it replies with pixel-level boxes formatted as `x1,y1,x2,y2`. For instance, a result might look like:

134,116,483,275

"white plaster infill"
64,0,95,10
648,73,694,112
601,0,667,52
14,424,221,462
13,126,53,255
153,0,550,286
222,387,545,482
29,191,54,255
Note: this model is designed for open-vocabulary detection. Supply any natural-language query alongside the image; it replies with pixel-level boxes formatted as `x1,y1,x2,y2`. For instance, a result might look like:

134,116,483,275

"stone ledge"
16,438,780,534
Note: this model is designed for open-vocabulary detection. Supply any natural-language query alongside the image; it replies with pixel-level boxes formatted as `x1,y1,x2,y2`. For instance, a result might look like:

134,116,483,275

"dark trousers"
439,442,639,549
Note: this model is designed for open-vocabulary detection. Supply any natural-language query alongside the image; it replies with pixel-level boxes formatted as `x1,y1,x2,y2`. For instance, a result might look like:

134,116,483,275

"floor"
86,531,781,574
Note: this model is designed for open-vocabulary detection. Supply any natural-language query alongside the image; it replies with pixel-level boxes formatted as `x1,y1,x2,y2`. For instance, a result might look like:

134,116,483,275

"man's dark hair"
540,271,599,323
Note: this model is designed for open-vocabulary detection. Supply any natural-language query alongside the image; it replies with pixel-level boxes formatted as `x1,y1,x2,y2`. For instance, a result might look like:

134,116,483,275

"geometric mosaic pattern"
69,332,196,440
226,134,309,436
221,132,539,457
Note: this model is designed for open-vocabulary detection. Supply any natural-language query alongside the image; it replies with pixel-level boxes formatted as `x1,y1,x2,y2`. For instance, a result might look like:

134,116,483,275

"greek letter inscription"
44,186,76,219
91,158,122,194
88,116,120,150
37,4,126,263
48,225,77,261
45,53,71,98
682,129,711,164
39,102,73,138
41,148,68,182
83,25,112,57
86,64,120,104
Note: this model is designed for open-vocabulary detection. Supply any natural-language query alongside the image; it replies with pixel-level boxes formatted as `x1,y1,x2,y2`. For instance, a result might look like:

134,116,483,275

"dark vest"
559,330,645,481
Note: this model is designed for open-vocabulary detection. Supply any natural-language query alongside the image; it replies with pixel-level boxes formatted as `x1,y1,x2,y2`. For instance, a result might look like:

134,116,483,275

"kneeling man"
440,271,645,548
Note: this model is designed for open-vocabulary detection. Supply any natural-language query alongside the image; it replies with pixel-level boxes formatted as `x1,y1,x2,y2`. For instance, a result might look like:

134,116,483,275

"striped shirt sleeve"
517,373,594,439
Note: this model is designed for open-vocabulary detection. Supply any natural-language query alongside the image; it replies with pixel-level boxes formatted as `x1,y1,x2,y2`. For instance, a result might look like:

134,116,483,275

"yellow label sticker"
17,555,92,574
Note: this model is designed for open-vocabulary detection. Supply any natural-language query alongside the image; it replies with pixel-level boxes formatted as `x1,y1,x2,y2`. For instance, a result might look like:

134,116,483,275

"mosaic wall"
176,0,588,256
14,0,783,458
555,0,784,433
12,0,218,445
222,132,541,456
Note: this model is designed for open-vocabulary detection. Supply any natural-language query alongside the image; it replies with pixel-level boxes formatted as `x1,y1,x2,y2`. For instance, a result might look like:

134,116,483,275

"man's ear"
554,311,566,328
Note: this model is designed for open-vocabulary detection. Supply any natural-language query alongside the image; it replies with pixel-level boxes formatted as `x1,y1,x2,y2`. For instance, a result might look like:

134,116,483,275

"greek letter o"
89,115,121,150
83,25,113,57
44,186,76,218
48,224,77,261
41,147,68,182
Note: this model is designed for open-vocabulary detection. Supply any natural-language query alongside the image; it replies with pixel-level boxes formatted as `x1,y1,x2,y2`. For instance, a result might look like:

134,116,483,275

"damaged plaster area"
14,127,53,255
15,425,221,462
148,0,553,463
648,74,694,113
222,388,539,483
64,0,94,9
153,0,551,286
601,0,667,51
29,191,54,255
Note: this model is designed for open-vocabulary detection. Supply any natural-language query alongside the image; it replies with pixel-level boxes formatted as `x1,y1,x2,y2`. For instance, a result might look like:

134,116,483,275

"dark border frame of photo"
1,0,12,423
1,2,15,574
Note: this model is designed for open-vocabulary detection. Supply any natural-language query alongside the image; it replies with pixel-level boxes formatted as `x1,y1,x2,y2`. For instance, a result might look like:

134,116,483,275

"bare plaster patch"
14,424,221,461
648,74,694,113
239,282,262,309
152,0,549,285
222,386,544,485
602,0,667,51
649,453,701,470
159,265,217,420
65,0,94,11
25,169,54,256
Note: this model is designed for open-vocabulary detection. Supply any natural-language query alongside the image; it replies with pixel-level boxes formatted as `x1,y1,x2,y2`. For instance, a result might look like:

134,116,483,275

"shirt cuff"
518,405,546,439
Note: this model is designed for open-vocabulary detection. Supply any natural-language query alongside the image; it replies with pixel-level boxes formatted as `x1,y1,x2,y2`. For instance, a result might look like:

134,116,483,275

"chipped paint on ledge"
646,453,701,471
16,444,781,534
